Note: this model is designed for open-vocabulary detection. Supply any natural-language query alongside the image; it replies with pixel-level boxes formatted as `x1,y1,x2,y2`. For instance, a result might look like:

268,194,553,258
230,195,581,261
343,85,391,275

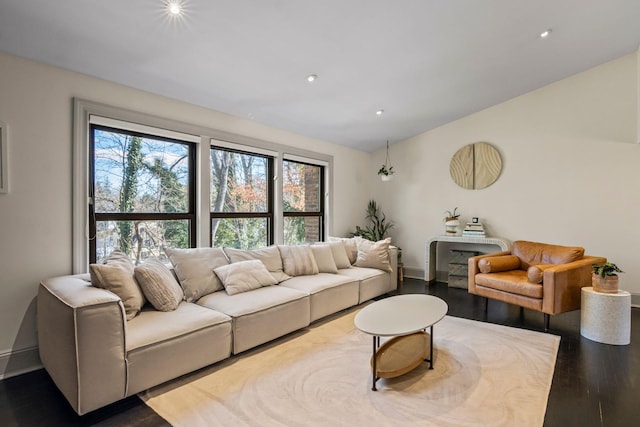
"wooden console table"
424,235,510,282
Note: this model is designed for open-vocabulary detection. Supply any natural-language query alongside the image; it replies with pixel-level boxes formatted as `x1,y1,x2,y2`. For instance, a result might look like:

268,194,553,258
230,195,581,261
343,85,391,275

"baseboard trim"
403,267,425,281
0,346,42,380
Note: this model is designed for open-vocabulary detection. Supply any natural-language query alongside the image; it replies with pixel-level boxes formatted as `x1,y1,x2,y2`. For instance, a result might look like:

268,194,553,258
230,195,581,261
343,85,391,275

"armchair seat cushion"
476,270,543,299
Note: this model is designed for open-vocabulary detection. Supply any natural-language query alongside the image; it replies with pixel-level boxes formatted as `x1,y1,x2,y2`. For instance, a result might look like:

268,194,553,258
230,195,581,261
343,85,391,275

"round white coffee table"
354,294,448,391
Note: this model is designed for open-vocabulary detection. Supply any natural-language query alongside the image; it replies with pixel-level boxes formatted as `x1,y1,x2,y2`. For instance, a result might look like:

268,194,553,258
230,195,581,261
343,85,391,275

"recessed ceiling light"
376,109,384,116
307,74,318,83
167,1,183,16
540,29,552,38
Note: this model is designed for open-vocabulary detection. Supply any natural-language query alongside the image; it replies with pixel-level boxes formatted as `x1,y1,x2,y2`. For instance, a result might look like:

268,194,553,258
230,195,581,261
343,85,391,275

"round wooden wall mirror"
449,142,502,189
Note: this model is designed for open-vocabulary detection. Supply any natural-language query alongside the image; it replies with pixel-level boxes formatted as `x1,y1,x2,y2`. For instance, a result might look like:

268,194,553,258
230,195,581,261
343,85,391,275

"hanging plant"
378,140,395,181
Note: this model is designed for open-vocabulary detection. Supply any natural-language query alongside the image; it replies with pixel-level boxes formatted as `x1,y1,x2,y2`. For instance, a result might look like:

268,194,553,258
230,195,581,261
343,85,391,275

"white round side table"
580,287,631,345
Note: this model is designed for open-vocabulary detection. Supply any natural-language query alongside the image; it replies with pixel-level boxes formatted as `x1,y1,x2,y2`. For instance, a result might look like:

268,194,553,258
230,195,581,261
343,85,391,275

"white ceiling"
1,1,639,152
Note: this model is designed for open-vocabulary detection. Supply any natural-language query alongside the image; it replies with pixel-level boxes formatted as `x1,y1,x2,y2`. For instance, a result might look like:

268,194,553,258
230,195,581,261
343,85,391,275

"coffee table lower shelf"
370,329,433,391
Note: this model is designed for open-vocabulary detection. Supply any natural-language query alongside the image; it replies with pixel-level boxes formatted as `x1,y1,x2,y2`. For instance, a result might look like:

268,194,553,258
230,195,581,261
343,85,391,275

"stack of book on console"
462,222,486,238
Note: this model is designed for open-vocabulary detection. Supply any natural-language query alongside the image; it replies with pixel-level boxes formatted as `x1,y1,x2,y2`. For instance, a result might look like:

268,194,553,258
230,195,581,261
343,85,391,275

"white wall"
374,52,640,298
0,52,372,377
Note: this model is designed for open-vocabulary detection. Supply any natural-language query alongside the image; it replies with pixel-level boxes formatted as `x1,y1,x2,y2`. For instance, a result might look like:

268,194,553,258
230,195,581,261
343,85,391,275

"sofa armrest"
541,255,606,314
38,274,127,415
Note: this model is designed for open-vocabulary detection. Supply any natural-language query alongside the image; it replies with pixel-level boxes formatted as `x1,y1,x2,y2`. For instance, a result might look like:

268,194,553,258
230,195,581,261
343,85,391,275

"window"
283,160,325,245
74,99,333,272
89,125,196,263
210,147,274,249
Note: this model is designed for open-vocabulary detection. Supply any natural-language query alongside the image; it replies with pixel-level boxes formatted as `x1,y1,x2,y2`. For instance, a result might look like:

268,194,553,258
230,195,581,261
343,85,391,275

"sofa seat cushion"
337,266,384,281
280,273,359,322
197,286,310,354
279,273,355,294
126,302,231,352
476,270,543,299
125,302,232,396
197,285,307,317
338,267,391,303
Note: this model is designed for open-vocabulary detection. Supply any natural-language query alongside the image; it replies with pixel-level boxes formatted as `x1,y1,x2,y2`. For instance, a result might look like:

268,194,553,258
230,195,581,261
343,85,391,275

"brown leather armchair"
468,240,606,331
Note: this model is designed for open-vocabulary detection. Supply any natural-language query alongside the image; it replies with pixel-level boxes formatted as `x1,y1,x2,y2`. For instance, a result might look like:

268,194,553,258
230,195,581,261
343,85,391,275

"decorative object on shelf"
377,140,394,181
450,142,502,190
592,262,623,294
462,218,486,237
350,199,394,241
443,207,461,236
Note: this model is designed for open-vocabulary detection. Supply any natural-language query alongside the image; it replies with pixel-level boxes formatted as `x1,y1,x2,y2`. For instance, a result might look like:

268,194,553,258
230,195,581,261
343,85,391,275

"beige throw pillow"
224,246,290,282
214,260,278,295
89,250,145,320
328,236,359,265
310,244,339,274
278,245,320,277
316,241,351,269
134,258,184,311
354,238,392,272
165,247,229,302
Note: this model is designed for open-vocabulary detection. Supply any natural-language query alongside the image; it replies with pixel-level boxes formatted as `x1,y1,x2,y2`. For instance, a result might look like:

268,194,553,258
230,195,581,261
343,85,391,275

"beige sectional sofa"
37,240,397,415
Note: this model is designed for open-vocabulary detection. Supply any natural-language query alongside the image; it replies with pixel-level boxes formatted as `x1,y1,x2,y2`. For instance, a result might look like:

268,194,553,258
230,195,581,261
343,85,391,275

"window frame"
73,98,334,273
209,145,275,248
88,124,197,263
282,158,326,244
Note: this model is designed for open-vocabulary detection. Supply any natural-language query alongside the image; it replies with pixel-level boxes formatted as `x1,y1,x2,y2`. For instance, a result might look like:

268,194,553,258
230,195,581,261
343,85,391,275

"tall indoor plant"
350,200,394,241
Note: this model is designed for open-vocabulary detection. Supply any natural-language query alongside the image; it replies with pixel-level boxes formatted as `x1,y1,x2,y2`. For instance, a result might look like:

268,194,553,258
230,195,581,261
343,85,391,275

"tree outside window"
210,148,272,249
90,125,195,263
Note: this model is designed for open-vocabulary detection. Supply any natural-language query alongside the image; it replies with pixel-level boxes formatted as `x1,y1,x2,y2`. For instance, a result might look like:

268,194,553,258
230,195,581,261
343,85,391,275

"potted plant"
350,200,394,241
378,140,395,182
443,207,461,235
377,164,394,181
592,262,623,294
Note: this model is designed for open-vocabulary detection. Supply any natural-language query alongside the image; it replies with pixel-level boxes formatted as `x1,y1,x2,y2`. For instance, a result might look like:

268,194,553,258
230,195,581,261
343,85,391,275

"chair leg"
544,314,550,332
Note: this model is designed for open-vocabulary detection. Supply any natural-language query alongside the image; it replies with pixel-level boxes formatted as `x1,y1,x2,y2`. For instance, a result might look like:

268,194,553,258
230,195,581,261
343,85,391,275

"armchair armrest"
541,256,606,314
38,274,127,415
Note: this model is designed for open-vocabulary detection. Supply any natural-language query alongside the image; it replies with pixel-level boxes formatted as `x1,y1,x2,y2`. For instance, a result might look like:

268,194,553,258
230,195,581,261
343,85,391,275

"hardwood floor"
1,278,638,426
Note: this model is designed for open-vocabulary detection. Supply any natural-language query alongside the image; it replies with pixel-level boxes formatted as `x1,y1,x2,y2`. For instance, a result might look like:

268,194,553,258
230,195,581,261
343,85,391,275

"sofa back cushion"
224,246,290,283
165,247,229,302
512,240,585,270
278,245,320,276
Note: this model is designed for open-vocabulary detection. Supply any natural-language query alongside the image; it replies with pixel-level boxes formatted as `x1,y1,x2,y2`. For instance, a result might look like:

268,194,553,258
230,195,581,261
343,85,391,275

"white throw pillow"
134,258,184,311
310,244,339,274
278,245,319,277
89,250,145,320
354,238,392,272
317,241,352,269
214,260,277,295
165,247,229,302
224,246,290,282
328,236,359,264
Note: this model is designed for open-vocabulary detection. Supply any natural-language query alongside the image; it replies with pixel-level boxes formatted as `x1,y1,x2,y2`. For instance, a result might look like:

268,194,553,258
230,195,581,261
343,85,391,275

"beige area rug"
140,308,560,427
